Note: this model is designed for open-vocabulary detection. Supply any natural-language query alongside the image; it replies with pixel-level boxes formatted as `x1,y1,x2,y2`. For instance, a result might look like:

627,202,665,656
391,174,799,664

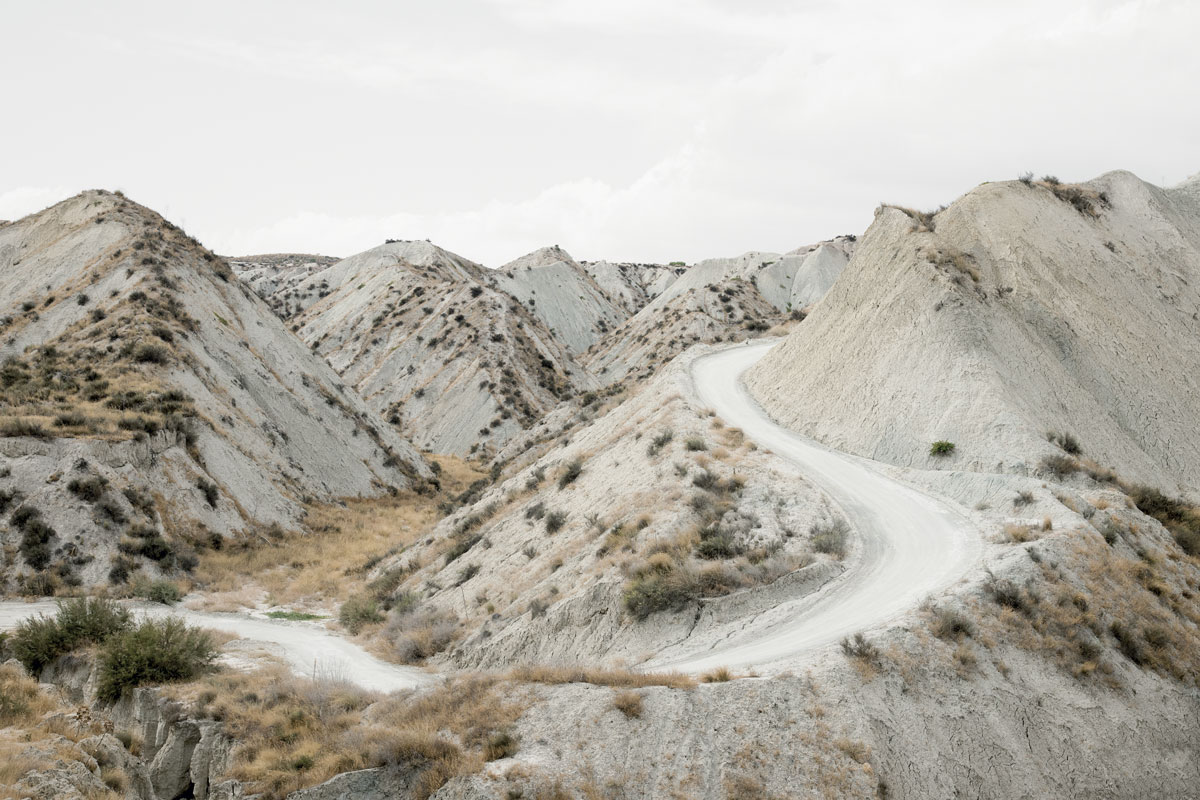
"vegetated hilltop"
227,253,339,317
747,172,1200,497
0,191,430,593
236,240,593,458
583,237,853,383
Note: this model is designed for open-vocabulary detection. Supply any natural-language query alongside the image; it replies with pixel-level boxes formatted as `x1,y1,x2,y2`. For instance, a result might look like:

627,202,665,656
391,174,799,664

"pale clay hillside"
2,172,1200,800
748,171,1200,498
0,191,430,591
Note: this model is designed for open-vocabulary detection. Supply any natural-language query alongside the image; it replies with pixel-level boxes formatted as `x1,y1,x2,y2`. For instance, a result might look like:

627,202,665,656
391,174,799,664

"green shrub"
684,436,707,452
96,617,215,701
10,598,132,674
339,594,384,633
929,440,955,457
132,577,182,605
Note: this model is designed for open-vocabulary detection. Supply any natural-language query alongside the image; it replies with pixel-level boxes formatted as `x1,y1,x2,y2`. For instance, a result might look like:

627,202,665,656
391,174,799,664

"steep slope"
228,253,339,317
582,238,852,384
0,191,429,592
285,241,592,456
747,171,1200,496
488,246,628,354
581,259,682,316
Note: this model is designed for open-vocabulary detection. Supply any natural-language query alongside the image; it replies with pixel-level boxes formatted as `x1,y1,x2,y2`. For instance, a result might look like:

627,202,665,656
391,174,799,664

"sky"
2,0,1197,266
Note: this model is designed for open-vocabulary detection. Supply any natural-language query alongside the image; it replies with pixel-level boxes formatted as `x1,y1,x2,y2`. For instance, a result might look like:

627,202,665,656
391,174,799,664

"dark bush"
96,617,216,701
67,475,108,502
10,598,132,674
196,479,219,508
544,510,567,534
132,343,169,364
929,440,955,457
1,419,50,438
557,459,583,490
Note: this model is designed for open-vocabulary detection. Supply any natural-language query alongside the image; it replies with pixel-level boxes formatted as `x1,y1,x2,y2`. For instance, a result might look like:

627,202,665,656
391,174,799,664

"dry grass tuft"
611,690,644,719
507,664,696,690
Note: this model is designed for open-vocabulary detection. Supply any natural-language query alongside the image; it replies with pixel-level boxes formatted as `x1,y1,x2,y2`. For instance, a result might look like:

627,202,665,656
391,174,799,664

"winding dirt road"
1,340,980,687
651,340,982,673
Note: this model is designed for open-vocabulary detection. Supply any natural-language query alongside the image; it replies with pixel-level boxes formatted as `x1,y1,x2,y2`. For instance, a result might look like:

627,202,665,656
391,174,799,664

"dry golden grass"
1001,523,1038,544
507,664,696,689
177,665,382,800
193,455,486,608
0,663,122,800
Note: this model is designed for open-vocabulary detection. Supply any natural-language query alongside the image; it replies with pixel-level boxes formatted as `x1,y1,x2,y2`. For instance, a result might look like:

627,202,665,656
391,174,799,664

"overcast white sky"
2,0,1197,265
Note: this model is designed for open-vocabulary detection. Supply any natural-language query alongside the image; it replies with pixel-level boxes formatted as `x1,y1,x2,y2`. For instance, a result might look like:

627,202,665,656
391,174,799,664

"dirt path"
651,340,982,672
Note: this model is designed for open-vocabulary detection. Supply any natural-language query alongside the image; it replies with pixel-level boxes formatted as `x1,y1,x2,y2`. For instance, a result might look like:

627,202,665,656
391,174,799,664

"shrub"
1128,485,1200,557
483,731,518,761
544,510,567,534
702,666,733,683
840,632,880,665
612,691,644,719
455,563,480,586
929,606,975,641
811,518,849,558
929,440,955,457
97,617,216,701
1014,490,1034,507
132,577,182,605
684,436,707,452
54,411,89,428
10,598,132,674
557,459,583,489
647,429,673,457
196,478,219,508
67,475,108,502
1048,431,1082,455
132,343,169,364
95,495,128,525
387,606,459,663
339,594,384,634
1,419,50,438
1041,453,1080,480
623,563,698,619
